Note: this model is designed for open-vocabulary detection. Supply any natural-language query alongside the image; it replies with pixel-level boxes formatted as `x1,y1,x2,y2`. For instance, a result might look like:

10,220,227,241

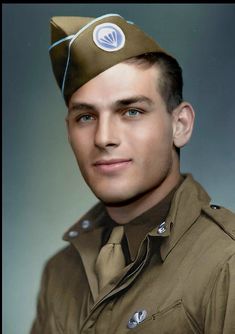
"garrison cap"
49,13,168,105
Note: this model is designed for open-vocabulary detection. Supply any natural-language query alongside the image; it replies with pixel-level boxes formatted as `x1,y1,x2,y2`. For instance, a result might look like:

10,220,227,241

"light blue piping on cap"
49,34,75,51
60,13,126,96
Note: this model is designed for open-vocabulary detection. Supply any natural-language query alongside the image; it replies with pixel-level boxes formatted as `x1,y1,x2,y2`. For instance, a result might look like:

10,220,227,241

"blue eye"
77,114,95,123
125,109,141,117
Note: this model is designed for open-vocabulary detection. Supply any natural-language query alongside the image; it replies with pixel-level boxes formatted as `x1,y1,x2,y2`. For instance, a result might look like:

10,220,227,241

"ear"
172,102,195,148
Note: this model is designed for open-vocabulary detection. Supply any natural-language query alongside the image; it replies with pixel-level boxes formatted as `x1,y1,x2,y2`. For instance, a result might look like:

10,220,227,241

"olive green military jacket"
31,174,235,334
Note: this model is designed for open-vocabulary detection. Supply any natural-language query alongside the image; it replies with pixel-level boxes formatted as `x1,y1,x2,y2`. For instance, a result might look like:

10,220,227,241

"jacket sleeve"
30,263,63,334
204,253,235,334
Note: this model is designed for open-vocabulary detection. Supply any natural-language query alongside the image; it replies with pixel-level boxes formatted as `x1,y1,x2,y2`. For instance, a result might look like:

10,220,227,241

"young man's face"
67,62,178,205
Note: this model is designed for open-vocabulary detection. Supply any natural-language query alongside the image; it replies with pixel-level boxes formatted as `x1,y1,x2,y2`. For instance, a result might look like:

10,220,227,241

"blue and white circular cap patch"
93,22,125,52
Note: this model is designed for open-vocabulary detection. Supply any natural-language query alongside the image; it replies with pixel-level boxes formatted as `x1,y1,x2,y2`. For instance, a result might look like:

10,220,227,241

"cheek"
129,121,173,160
68,132,89,166
69,127,88,151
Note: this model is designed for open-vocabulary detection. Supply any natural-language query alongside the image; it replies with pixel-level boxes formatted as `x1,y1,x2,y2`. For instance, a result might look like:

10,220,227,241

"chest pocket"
128,300,201,334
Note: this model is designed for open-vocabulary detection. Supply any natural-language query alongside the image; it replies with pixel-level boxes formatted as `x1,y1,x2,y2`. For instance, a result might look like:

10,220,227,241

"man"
31,13,235,333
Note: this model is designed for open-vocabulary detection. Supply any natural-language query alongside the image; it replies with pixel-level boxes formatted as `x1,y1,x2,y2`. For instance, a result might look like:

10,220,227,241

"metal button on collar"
80,219,91,229
127,310,147,329
68,230,79,238
210,204,220,210
157,221,166,234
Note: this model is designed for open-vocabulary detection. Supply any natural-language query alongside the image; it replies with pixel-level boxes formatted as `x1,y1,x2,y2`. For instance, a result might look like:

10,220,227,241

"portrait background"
3,4,235,334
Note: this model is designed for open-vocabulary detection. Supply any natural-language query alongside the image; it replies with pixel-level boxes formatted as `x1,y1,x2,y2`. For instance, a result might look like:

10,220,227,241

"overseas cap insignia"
93,23,125,52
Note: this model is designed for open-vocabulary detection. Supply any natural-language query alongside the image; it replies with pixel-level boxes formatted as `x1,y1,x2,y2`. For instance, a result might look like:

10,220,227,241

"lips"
93,158,132,173
94,158,132,166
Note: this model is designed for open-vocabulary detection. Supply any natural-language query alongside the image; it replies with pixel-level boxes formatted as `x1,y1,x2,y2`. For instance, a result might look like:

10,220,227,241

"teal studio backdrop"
3,4,235,334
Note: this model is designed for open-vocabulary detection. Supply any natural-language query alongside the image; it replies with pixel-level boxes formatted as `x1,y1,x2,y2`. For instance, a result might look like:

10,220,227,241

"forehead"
69,62,162,106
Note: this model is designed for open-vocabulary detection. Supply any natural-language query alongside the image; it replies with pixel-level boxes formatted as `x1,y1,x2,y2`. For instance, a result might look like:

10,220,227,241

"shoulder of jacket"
45,244,77,268
40,244,83,280
202,204,235,240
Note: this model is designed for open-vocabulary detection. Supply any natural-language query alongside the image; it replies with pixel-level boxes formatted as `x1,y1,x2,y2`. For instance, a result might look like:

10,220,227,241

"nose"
94,116,120,150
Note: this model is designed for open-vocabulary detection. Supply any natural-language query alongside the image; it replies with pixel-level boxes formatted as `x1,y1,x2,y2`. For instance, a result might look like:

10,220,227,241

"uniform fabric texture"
30,174,235,333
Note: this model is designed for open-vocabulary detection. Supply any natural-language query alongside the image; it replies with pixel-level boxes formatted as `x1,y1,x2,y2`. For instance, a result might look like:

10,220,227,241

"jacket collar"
63,174,211,259
62,174,211,298
63,203,110,300
153,174,211,261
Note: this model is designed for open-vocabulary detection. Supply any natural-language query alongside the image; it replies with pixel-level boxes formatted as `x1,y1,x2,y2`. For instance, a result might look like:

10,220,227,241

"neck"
106,168,182,224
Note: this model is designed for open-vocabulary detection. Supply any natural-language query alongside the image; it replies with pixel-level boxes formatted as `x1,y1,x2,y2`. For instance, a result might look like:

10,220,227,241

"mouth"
93,158,132,173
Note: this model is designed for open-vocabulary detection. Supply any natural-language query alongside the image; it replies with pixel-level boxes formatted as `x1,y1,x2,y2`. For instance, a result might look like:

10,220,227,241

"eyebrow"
113,95,154,108
68,102,96,114
68,95,153,114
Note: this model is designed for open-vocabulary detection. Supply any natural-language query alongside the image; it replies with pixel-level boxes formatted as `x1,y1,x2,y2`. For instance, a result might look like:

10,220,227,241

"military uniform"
32,13,235,333
30,174,235,333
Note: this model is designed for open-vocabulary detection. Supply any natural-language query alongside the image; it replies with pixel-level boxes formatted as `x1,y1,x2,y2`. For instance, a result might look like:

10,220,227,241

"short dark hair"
124,52,183,113
124,52,182,156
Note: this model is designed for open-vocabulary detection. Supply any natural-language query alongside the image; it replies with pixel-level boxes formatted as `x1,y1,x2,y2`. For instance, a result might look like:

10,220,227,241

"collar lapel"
160,174,211,261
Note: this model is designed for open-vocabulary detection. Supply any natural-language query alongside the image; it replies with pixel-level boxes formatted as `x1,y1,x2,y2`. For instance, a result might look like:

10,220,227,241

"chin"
87,180,131,203
95,191,130,206
91,186,152,207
